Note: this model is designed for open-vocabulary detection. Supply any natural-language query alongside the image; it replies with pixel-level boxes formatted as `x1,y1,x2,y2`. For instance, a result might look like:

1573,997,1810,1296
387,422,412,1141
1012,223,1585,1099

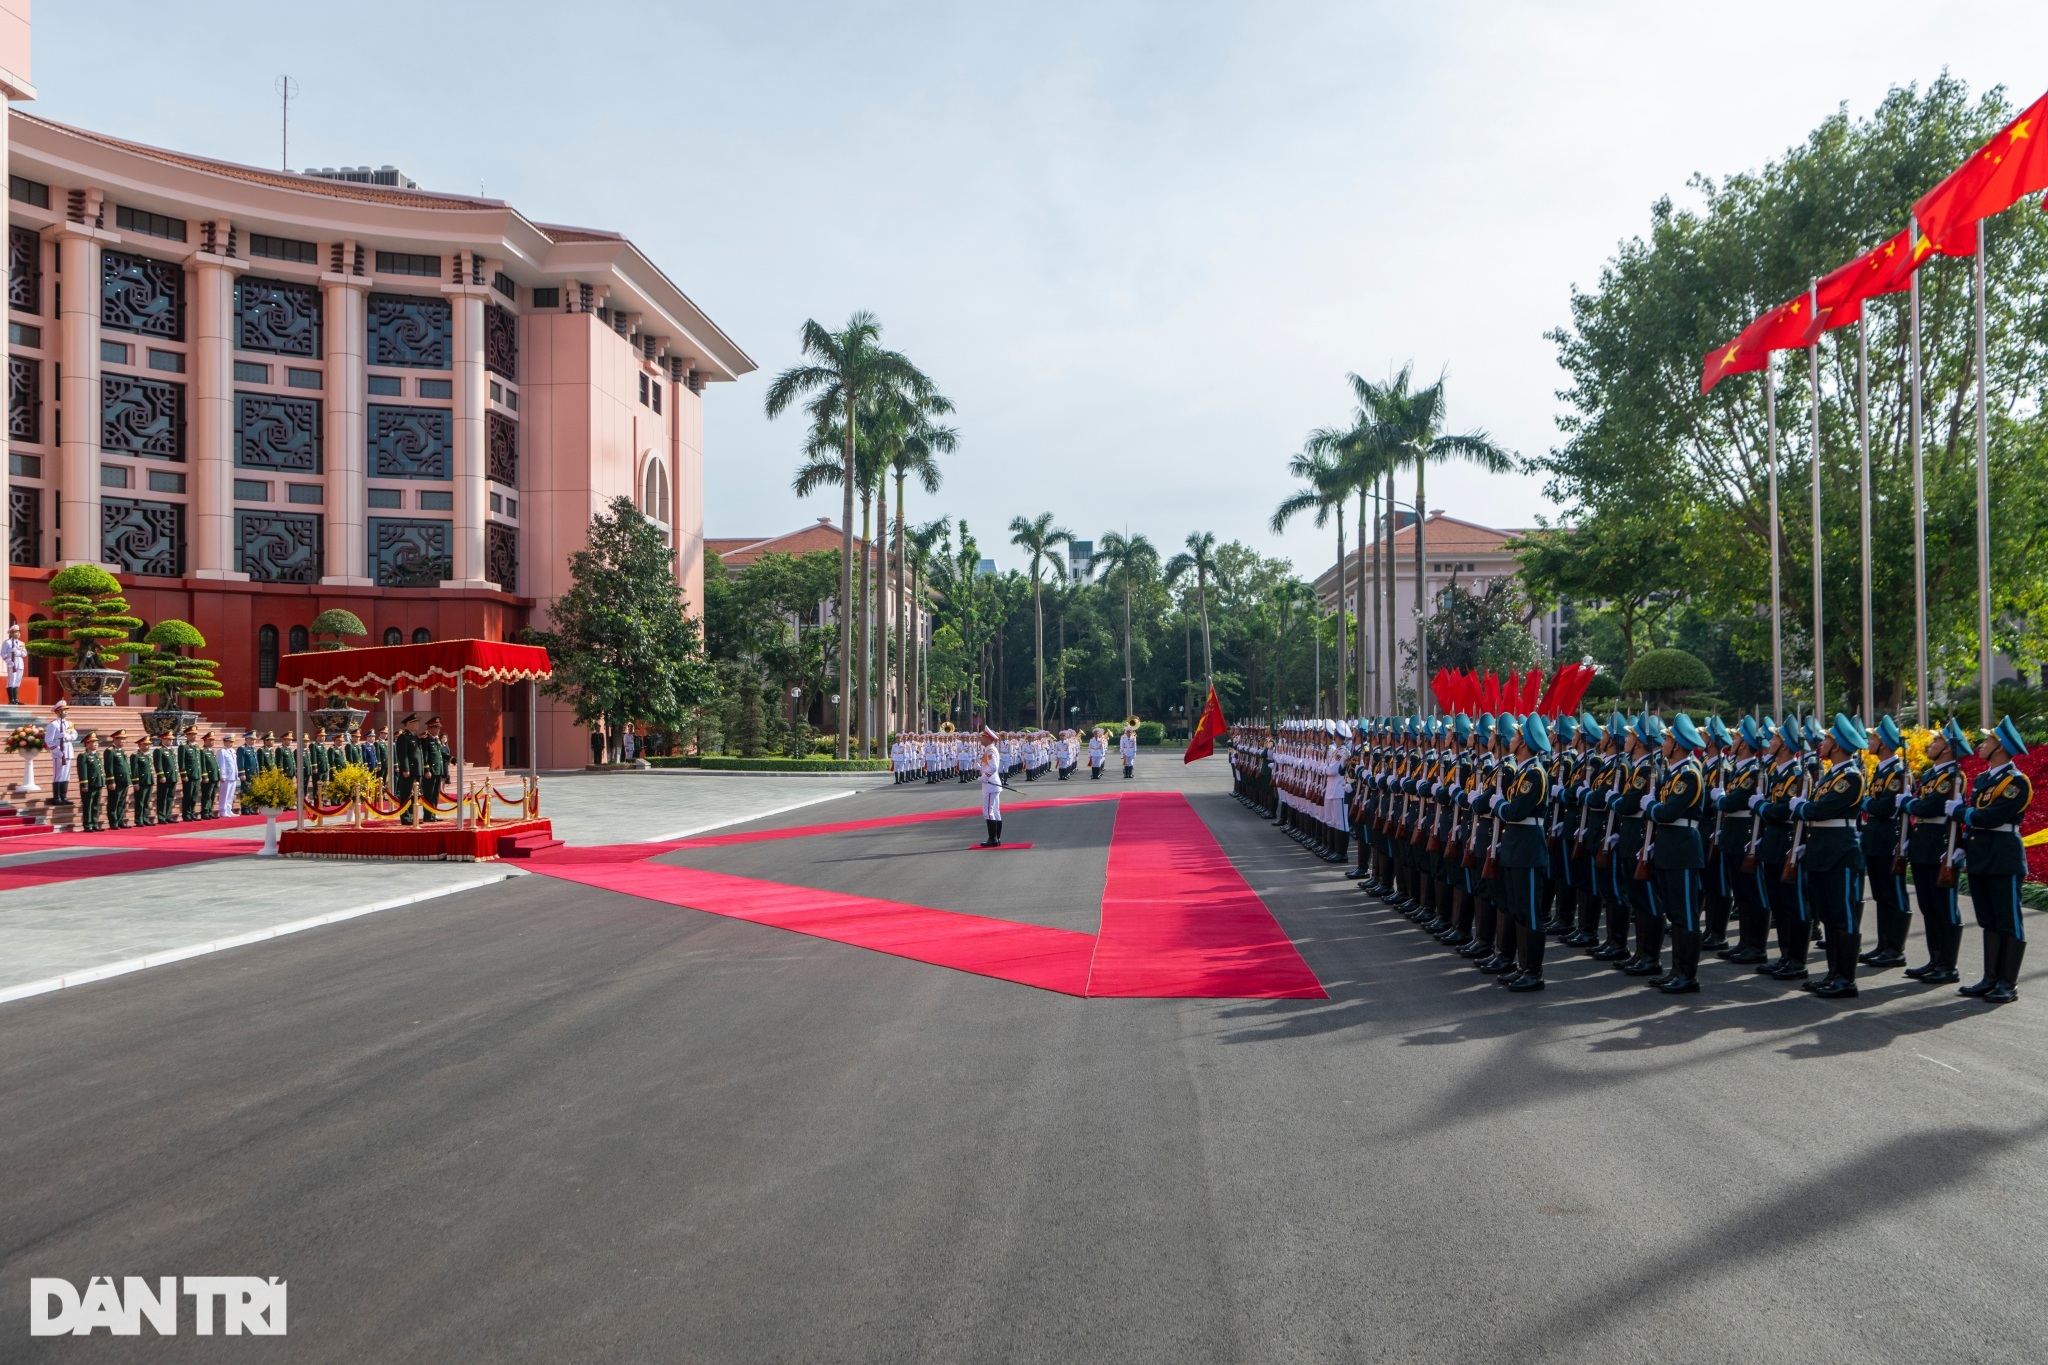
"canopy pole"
293,690,304,832
527,681,538,784
384,689,395,800
455,680,467,832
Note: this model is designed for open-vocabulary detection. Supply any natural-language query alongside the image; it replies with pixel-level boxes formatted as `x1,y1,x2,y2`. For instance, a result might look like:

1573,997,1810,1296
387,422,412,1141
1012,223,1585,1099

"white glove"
1603,833,1620,850
1638,793,1655,814
1490,795,1505,814
1710,786,1725,801
1748,795,1765,812
1945,798,1965,817
1793,843,1808,863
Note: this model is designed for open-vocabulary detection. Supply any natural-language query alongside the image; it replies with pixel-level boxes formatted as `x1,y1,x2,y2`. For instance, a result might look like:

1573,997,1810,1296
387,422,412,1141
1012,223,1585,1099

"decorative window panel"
236,277,321,357
102,250,184,340
235,393,321,472
8,355,37,444
101,497,185,578
484,303,517,380
368,404,450,480
101,374,185,461
486,522,518,594
9,487,38,567
486,410,517,487
367,292,450,369
368,517,451,588
8,225,39,315
235,510,322,584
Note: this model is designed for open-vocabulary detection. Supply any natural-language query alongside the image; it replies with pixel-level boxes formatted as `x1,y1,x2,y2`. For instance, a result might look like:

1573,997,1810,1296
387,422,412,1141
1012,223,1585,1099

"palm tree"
906,518,949,727
889,403,954,737
793,409,886,755
1163,530,1224,697
1356,365,1512,712
764,313,936,758
1007,513,1073,729
1092,530,1158,719
1268,440,1349,713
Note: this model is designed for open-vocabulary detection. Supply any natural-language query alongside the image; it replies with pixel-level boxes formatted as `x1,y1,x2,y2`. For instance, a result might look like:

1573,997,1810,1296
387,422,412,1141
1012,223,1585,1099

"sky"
29,2,2048,580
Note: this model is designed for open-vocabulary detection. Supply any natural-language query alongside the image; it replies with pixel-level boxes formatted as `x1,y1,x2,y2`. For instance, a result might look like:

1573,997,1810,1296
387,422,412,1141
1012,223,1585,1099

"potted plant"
6,722,45,794
127,620,225,738
319,761,383,827
243,765,298,857
26,564,146,706
307,608,371,732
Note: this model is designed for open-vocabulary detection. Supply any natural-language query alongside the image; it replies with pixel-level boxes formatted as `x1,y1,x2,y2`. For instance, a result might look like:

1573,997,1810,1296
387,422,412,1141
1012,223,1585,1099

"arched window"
640,453,671,546
383,627,402,646
288,624,309,654
257,626,280,687
412,627,431,644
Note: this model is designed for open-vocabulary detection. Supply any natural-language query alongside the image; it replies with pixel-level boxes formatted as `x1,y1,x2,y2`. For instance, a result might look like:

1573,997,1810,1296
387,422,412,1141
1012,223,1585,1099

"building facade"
3,110,752,768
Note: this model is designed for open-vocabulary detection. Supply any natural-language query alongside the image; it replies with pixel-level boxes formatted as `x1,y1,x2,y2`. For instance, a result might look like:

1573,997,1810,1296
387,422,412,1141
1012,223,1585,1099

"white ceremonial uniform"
1,635,25,689
1088,735,1106,771
216,745,241,817
979,742,1003,820
1119,729,1138,774
44,716,74,783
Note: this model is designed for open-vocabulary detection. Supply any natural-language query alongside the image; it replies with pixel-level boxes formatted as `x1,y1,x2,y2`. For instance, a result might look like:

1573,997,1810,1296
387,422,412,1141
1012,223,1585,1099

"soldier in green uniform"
198,732,220,820
342,724,365,770
103,732,131,831
152,733,180,824
395,714,425,824
77,731,105,833
422,716,449,822
129,732,156,827
178,727,203,822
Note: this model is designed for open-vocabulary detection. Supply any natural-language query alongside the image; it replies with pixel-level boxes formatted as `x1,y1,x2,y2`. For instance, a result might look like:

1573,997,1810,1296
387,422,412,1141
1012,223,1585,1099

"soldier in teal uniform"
1492,714,1553,993
1903,719,1970,985
1859,715,1911,970
1643,713,1708,994
1958,716,2034,1005
103,732,131,831
77,731,105,833
1790,714,1870,999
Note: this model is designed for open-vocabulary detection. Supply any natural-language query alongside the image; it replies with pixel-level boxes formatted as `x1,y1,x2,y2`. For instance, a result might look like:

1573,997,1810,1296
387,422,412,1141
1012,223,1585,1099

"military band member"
1957,716,2033,1005
1903,719,1969,985
76,731,105,833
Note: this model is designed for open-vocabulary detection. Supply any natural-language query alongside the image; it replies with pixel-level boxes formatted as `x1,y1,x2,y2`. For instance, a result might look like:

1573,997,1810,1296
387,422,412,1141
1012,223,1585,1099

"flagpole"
1857,314,1872,722
1974,218,1993,729
1766,358,1783,718
1908,215,1928,729
1809,279,1825,720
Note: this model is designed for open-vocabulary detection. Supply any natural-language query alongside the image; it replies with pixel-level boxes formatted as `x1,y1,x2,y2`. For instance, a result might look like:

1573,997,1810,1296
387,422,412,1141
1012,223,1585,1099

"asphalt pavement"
2,758,2043,1363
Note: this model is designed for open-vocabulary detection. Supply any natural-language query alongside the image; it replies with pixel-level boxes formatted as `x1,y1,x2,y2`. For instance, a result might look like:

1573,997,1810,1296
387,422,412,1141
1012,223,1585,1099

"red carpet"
529,792,1324,1001
0,844,247,888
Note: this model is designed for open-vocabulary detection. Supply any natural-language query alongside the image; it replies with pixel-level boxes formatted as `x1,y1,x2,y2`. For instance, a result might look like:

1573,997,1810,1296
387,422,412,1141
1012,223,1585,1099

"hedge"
647,755,891,772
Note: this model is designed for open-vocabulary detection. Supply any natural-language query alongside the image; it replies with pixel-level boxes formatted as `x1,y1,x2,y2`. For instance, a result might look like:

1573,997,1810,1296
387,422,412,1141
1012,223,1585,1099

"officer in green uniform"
342,725,365,770
421,716,449,822
152,733,180,824
77,731,105,833
1958,716,2034,1005
130,733,157,827
178,727,203,822
395,714,425,824
103,732,131,831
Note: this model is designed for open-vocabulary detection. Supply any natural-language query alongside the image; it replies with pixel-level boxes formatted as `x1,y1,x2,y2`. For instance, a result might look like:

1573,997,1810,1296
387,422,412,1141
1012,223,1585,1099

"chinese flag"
1184,686,1227,764
1700,293,1818,394
1915,91,2048,257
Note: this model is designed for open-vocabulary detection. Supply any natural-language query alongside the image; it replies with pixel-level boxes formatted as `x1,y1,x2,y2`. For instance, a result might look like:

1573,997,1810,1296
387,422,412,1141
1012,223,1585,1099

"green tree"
1515,515,1688,670
127,620,224,712
1536,77,2048,714
1406,577,1538,677
1093,531,1159,719
529,496,713,747
310,608,367,651
1008,512,1073,728
764,312,939,757
1621,647,1714,711
26,564,145,672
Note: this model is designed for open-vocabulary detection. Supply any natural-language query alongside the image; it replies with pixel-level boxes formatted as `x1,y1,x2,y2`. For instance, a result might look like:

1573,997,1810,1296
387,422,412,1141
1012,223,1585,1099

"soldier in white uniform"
1088,728,1108,779
44,699,75,806
1119,725,1139,779
977,726,1006,846
216,733,243,818
1,622,26,706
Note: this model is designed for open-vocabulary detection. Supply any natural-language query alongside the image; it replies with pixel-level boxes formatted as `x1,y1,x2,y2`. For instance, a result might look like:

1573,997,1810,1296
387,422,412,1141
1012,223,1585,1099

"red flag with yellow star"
1809,228,1919,335
1915,90,2048,256
1700,293,1819,394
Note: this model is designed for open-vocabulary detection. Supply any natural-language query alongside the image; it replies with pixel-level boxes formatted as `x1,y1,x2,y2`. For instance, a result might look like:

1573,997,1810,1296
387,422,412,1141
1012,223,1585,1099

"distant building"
1067,539,1093,582
706,517,855,572
1312,511,1567,705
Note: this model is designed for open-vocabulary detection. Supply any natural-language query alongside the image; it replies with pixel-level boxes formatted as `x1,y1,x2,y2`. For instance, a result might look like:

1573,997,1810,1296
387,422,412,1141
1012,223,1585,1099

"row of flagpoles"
1701,88,2048,728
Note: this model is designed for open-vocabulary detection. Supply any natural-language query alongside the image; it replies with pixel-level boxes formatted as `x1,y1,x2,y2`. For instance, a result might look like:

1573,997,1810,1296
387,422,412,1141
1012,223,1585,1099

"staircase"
496,826,563,859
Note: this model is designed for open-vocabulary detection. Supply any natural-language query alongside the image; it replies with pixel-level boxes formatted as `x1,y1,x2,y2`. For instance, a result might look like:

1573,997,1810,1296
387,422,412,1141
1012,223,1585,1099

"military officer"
1614,714,1663,977
1641,713,1708,993
1753,716,1810,981
1957,716,2033,1005
421,717,449,821
1714,717,1769,965
76,731,105,832
1859,716,1912,971
977,725,1005,847
1493,714,1553,992
129,730,157,827
1790,714,1870,999
103,731,131,831
1698,717,1733,952
395,714,425,824
152,733,180,824
1902,719,1970,985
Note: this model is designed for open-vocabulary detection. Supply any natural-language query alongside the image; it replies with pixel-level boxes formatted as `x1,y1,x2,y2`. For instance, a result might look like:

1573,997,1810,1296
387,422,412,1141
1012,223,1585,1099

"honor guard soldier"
1,621,26,705
216,735,242,818
44,700,75,808
1957,716,2033,1005
422,717,449,820
1859,715,1911,970
395,715,426,824
76,732,105,832
1559,714,1604,949
1613,714,1661,977
977,726,1005,847
1088,728,1107,779
1119,725,1138,779
103,732,132,831
1754,716,1811,981
1903,719,1970,984
1714,717,1770,965
152,733,180,824
180,729,206,821
1790,714,1870,999
1492,714,1553,992
1697,717,1733,952
1642,713,1708,993
129,730,157,827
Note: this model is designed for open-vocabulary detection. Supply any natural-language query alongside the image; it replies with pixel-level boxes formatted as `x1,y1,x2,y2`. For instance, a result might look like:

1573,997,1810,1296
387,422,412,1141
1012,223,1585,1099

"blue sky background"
28,2,2048,579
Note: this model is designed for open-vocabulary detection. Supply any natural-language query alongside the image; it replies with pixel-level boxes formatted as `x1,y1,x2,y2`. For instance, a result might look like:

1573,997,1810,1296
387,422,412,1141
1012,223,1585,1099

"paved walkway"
0,771,885,1002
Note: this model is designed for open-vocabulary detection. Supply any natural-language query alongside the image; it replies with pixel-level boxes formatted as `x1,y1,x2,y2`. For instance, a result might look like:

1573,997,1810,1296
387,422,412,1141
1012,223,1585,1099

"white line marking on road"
648,788,858,843
0,869,521,1006
1915,1054,1962,1073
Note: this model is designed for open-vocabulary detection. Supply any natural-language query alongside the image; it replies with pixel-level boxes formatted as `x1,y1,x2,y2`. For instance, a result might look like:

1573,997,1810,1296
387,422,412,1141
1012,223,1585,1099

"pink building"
0,93,752,768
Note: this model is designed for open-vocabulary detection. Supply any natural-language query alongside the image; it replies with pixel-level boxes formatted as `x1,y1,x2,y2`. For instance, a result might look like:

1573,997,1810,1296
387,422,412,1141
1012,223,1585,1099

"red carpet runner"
529,791,1324,1001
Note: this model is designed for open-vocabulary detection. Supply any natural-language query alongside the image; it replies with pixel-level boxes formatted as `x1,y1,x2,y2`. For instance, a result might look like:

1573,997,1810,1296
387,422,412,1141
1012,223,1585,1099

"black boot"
1960,931,2001,996
1984,937,2025,1004
982,820,1000,848
1815,934,1861,998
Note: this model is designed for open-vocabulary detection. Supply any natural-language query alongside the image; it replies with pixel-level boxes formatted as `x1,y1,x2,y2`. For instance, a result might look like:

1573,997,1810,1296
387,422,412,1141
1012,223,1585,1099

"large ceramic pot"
56,668,127,707
140,708,202,738
310,704,368,736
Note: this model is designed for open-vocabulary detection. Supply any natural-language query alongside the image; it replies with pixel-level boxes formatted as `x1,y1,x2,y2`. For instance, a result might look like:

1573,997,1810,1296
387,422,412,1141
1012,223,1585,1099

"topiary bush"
26,564,147,671
128,620,224,712
310,608,368,651
1621,648,1712,709
1136,721,1165,745
1582,671,1620,704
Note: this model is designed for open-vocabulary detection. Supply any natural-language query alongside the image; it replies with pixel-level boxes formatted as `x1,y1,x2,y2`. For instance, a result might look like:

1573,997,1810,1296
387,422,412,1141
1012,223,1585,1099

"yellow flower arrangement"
319,761,384,807
242,766,298,812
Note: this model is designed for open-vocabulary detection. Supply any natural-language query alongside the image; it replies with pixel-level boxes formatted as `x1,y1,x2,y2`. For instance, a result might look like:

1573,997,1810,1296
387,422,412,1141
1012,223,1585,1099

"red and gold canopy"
277,639,552,695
